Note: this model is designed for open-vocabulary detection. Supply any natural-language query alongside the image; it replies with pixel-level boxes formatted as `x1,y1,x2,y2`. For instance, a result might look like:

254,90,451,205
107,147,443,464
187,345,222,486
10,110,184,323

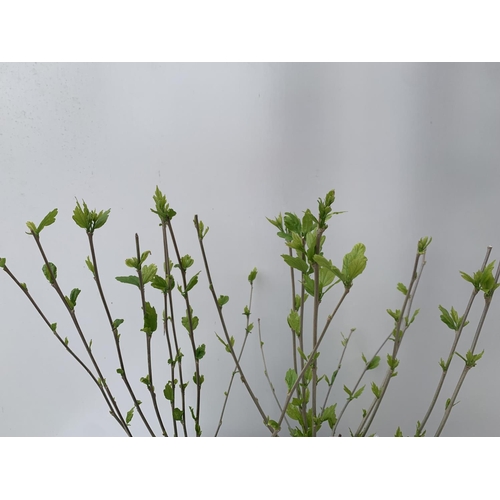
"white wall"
1,63,499,436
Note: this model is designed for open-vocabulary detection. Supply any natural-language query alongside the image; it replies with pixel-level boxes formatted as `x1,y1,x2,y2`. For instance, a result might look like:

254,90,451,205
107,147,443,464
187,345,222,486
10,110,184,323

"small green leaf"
395,427,403,437
195,344,206,360
139,251,151,266
115,275,140,288
281,254,309,273
141,263,158,284
193,372,205,386
116,368,124,375
163,383,174,401
140,374,151,387
85,256,95,274
371,382,381,398
242,305,250,317
125,257,138,268
69,288,81,307
126,406,135,425
287,310,301,335
217,295,229,307
42,262,57,284
180,255,194,270
50,323,57,331
184,273,200,294
173,408,184,421
142,302,158,335
321,404,337,429
248,268,258,283
417,236,432,254
64,337,68,346
285,369,298,392
366,356,380,370
343,385,352,397
26,221,37,234
112,319,124,329
36,208,58,234
351,385,365,400
397,282,408,295
286,404,302,422
0,257,6,268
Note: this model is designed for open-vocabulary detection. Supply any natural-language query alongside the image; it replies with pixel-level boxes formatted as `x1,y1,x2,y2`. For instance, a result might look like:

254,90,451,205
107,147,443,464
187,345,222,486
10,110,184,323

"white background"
1,62,500,436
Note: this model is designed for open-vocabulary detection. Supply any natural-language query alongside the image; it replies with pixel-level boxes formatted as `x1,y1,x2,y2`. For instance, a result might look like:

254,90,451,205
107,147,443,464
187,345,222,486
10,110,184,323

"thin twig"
88,232,155,436
2,264,130,434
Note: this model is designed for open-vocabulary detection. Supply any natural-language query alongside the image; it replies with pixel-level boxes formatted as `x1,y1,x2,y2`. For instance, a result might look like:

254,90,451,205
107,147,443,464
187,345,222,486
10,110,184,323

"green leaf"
163,383,174,401
125,257,138,268
139,251,151,266
371,382,381,398
42,262,57,284
217,295,229,307
142,302,158,335
173,408,184,421
126,407,135,425
181,308,199,332
115,275,140,288
284,212,302,234
85,256,95,274
196,219,209,240
266,214,283,231
26,221,37,234
387,309,401,322
395,427,403,437
246,323,254,333
417,236,432,254
286,404,302,422
93,209,111,230
141,264,158,284
286,232,305,253
195,344,206,360
193,372,205,386
49,323,57,331
151,186,176,222
285,368,298,392
64,337,68,346
342,243,367,287
36,208,58,234
287,310,301,335
0,257,6,268
321,404,337,429
248,267,258,284
281,254,309,273
242,305,250,317
112,319,124,329
351,386,365,400
140,374,151,387
343,385,352,397
397,282,408,295
387,354,400,370
180,255,194,270
69,288,81,307
366,356,380,370
116,368,124,375
184,273,200,294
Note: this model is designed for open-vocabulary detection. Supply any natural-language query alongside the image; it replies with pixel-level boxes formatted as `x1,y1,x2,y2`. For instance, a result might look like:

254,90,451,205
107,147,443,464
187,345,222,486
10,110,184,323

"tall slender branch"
134,234,168,436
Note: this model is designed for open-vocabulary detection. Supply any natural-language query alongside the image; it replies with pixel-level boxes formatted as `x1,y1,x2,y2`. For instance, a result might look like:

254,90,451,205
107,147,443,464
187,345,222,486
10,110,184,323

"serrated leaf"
217,295,229,307
37,208,58,234
321,404,337,429
351,385,365,400
371,382,381,398
287,310,301,335
115,275,140,288
142,264,158,284
397,282,408,295
195,344,206,360
184,273,200,294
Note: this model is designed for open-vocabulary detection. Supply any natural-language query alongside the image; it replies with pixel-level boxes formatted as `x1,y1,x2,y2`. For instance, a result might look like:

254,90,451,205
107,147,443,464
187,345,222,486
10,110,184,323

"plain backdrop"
1,63,500,436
